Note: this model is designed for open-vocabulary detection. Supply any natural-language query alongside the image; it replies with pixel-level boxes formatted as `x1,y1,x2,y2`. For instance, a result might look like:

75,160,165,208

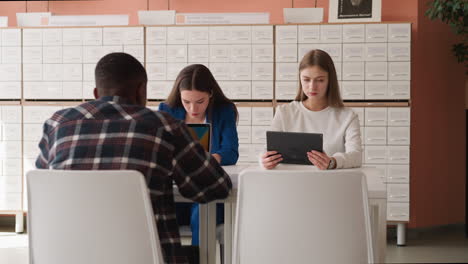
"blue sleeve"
214,105,239,165
158,102,169,112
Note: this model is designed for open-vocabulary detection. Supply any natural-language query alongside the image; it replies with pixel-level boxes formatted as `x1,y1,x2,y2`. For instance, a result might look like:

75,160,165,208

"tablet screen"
187,123,211,152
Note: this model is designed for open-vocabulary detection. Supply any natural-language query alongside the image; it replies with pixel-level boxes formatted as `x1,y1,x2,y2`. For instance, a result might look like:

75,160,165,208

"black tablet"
187,123,211,152
266,131,323,165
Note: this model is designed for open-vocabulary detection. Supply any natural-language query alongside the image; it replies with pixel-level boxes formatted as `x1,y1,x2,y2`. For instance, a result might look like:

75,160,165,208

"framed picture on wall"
328,0,381,23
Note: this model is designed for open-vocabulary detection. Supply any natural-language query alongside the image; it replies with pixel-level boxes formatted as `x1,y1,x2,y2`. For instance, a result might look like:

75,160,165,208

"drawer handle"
391,73,408,77
368,93,385,96
302,37,319,40
279,37,296,40
390,139,407,142
392,54,409,58
346,55,363,58
346,74,363,77
367,138,385,141
368,54,385,58
325,37,341,40
391,35,409,38
391,92,409,96
368,74,386,76
388,176,407,180
368,119,385,122
389,157,408,161
255,74,272,77
346,36,362,39
256,37,272,40
346,93,362,96
390,213,408,217
232,74,249,77
390,119,408,122
368,36,385,39
389,194,408,198
368,157,386,160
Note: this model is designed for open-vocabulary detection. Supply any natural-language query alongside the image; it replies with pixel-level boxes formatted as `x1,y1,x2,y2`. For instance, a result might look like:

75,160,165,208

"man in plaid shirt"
35,53,232,264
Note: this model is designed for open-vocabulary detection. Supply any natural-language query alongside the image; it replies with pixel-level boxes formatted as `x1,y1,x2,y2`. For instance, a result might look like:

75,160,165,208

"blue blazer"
158,103,239,165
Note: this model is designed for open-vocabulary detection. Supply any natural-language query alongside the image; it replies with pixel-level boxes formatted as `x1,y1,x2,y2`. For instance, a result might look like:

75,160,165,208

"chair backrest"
233,169,373,264
27,170,164,264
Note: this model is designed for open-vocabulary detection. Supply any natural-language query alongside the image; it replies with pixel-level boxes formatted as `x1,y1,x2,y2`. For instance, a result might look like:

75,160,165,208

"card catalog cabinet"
0,23,412,233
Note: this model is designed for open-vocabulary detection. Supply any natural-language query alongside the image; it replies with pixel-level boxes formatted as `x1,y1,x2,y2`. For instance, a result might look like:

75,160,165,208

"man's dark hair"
95,52,147,96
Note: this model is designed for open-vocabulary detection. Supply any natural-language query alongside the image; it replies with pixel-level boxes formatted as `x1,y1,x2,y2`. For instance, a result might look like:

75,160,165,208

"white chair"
232,169,374,264
27,170,164,264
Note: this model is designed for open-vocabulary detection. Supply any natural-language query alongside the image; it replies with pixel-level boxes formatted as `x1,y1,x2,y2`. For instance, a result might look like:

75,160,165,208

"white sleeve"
332,112,363,169
269,105,284,132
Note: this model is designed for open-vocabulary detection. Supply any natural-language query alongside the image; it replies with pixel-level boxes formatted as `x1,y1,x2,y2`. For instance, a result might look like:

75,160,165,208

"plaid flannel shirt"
35,96,232,264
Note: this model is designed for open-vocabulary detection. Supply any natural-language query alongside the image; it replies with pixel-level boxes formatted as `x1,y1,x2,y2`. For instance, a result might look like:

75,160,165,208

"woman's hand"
307,150,334,170
212,153,222,163
261,151,283,170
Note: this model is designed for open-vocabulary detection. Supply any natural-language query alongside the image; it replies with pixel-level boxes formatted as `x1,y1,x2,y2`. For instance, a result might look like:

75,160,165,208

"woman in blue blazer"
158,64,239,246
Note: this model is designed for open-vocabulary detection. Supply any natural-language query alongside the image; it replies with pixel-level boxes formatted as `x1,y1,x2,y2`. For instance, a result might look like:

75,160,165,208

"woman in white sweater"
262,49,362,170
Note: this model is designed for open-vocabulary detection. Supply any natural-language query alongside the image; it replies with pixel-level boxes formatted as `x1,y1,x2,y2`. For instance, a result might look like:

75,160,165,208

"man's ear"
136,82,147,107
93,88,99,99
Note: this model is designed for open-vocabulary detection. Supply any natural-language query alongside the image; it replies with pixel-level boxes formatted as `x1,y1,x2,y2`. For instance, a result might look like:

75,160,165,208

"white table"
179,164,387,264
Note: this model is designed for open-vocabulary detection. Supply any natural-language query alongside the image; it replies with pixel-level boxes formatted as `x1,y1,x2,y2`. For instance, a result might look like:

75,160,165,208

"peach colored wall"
0,1,26,26
0,0,421,26
0,0,466,229
0,0,425,26
26,1,49,12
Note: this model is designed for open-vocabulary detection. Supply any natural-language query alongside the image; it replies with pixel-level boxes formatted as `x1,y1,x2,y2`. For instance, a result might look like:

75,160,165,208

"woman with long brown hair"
261,49,362,170
159,64,238,248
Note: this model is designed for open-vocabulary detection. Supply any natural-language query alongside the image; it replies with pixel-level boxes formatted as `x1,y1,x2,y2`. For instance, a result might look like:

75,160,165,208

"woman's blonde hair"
294,49,344,108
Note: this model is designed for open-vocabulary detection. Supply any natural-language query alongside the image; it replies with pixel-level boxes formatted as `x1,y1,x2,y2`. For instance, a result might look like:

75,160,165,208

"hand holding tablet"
266,131,323,165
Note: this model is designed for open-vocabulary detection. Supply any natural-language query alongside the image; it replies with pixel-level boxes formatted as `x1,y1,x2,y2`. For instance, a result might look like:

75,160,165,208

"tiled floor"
386,224,468,263
1,224,467,263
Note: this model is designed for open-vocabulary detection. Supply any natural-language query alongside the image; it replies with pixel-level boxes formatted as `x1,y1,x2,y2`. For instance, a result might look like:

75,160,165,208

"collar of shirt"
98,96,132,105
